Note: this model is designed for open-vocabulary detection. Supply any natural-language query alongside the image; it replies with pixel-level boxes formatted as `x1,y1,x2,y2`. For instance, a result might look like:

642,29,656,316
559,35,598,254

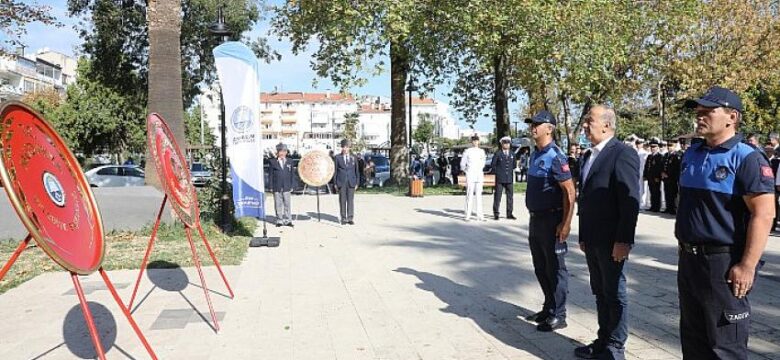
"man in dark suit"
576,105,640,360
492,136,516,220
268,143,295,227
644,138,664,212
335,139,359,225
568,144,581,188
661,139,682,214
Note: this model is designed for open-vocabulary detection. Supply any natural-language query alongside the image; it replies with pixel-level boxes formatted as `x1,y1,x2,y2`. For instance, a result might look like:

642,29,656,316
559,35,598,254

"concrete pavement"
1,193,779,359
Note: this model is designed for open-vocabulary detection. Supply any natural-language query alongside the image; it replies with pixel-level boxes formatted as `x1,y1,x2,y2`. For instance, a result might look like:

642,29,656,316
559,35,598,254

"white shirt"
637,147,649,179
460,147,486,181
582,136,613,182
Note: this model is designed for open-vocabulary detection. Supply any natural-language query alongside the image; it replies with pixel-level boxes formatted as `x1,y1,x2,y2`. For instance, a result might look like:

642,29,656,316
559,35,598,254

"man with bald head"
576,105,640,360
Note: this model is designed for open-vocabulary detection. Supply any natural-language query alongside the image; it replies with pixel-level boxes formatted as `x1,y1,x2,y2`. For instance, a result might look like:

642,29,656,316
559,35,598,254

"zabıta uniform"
525,137,572,327
676,134,774,359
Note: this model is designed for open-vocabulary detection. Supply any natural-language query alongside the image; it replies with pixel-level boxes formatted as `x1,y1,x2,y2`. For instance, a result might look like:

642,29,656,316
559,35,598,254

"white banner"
213,42,264,218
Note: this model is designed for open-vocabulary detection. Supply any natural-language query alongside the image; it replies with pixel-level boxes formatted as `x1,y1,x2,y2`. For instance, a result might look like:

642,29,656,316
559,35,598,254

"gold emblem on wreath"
297,150,335,187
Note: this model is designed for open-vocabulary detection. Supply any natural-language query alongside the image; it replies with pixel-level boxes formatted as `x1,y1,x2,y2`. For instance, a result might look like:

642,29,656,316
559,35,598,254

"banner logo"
231,106,254,134
43,172,65,207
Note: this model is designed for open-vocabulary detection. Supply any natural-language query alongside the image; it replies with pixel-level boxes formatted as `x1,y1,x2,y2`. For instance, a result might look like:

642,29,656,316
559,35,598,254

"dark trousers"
493,182,514,216
338,185,355,222
678,250,754,360
648,179,662,211
773,192,778,232
585,243,628,359
529,211,568,318
664,179,678,213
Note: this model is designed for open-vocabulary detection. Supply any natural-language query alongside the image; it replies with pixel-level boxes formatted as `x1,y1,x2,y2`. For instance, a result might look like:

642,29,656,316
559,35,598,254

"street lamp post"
512,120,519,138
406,79,417,150
209,6,232,232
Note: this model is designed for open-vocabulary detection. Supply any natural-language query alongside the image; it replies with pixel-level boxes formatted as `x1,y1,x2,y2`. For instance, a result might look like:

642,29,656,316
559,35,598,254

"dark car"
368,154,390,187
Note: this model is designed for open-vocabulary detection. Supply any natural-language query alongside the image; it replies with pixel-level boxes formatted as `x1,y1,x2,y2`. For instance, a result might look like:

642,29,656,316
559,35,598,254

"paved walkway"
1,193,779,359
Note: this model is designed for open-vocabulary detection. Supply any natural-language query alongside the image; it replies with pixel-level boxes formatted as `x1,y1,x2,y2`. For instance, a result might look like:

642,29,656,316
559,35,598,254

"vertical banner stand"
127,195,234,332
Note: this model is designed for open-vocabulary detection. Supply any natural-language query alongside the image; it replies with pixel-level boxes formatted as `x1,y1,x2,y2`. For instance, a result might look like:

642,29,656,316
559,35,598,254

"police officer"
661,139,682,214
677,87,776,359
492,136,516,220
522,110,576,332
644,138,664,212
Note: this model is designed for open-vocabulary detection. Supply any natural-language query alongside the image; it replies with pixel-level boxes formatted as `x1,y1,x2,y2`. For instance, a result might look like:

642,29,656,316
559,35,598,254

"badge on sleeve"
761,166,773,178
714,166,730,181
561,163,570,173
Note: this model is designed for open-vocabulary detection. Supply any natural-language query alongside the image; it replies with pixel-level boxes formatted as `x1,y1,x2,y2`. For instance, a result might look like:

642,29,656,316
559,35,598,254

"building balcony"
281,129,298,135
281,117,297,124
261,118,273,125
281,109,296,115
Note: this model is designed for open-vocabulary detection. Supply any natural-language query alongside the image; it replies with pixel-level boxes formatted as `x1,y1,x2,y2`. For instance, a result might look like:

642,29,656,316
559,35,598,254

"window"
97,167,119,176
23,80,35,93
123,167,145,178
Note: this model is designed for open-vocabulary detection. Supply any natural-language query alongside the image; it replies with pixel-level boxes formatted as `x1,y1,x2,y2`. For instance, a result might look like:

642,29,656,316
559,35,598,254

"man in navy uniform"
335,139,360,225
576,105,640,360
268,143,295,227
492,136,517,220
662,139,682,214
676,86,775,359
522,110,576,332
644,138,664,212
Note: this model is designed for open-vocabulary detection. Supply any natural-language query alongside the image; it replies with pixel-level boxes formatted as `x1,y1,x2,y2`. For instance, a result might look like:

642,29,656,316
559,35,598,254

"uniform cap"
684,86,743,112
524,110,557,126
499,136,511,143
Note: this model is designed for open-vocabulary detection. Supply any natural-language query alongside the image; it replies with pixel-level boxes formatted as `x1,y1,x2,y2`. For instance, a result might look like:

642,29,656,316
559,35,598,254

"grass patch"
0,218,256,295
357,182,528,196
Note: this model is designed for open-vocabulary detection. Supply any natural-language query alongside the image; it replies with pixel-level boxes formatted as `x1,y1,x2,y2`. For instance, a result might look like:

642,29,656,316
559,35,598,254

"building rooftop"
260,91,355,103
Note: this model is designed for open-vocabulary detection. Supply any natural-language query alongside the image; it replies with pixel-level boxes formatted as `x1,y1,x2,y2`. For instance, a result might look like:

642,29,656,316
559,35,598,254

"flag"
213,42,264,218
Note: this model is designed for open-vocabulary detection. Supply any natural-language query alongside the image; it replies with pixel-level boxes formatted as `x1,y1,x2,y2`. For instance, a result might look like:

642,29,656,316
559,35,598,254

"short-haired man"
335,139,359,225
523,110,575,332
644,138,664,212
576,105,640,360
461,135,486,221
677,87,775,359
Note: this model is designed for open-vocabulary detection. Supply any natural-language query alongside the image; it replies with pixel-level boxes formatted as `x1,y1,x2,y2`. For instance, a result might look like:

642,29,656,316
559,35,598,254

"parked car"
190,162,212,187
369,155,390,187
85,165,145,187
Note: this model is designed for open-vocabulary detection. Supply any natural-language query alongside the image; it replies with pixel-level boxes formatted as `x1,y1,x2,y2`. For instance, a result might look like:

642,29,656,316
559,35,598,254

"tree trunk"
493,53,510,145
389,40,409,185
571,100,593,145
560,93,572,147
145,0,185,188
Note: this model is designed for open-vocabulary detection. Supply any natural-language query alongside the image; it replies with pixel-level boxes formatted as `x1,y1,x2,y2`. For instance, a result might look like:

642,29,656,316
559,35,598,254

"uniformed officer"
661,139,682,214
677,86,775,359
644,138,664,212
522,110,576,332
492,136,516,220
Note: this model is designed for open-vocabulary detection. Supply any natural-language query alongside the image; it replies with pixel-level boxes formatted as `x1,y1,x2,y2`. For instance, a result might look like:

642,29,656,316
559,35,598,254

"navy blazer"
491,150,516,183
268,157,296,192
334,153,359,188
577,137,640,246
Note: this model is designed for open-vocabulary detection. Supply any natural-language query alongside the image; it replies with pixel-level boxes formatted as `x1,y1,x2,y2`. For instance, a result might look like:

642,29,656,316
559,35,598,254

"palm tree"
145,0,186,186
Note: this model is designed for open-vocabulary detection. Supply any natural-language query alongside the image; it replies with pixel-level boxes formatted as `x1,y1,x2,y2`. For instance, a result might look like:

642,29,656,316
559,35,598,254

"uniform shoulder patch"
561,163,570,173
761,165,773,178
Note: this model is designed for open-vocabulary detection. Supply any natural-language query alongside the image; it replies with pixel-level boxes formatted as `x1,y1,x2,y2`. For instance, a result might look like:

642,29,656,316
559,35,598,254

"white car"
85,165,145,187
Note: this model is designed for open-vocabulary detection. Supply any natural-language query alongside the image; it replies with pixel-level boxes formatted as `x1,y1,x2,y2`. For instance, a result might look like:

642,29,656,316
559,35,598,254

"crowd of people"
265,86,778,360
455,86,777,360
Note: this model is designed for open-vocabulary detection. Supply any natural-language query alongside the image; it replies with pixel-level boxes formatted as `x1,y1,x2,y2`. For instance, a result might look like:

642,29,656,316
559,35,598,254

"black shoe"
536,317,567,332
348,221,355,225
524,311,549,324
285,223,294,227
574,342,605,359
494,215,500,220
275,223,282,227
507,215,516,220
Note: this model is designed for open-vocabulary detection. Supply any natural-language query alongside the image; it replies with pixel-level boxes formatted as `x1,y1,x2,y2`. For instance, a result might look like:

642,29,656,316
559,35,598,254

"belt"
679,243,735,255
530,208,562,215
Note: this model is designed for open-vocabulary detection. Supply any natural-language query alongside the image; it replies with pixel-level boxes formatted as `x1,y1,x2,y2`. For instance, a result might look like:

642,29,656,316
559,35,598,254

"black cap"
340,139,351,147
684,86,743,112
524,110,557,126
649,138,660,146
276,143,287,152
470,135,480,141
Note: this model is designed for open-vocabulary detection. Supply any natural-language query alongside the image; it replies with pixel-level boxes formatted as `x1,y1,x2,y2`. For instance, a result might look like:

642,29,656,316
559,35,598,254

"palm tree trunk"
389,40,409,185
145,0,185,187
